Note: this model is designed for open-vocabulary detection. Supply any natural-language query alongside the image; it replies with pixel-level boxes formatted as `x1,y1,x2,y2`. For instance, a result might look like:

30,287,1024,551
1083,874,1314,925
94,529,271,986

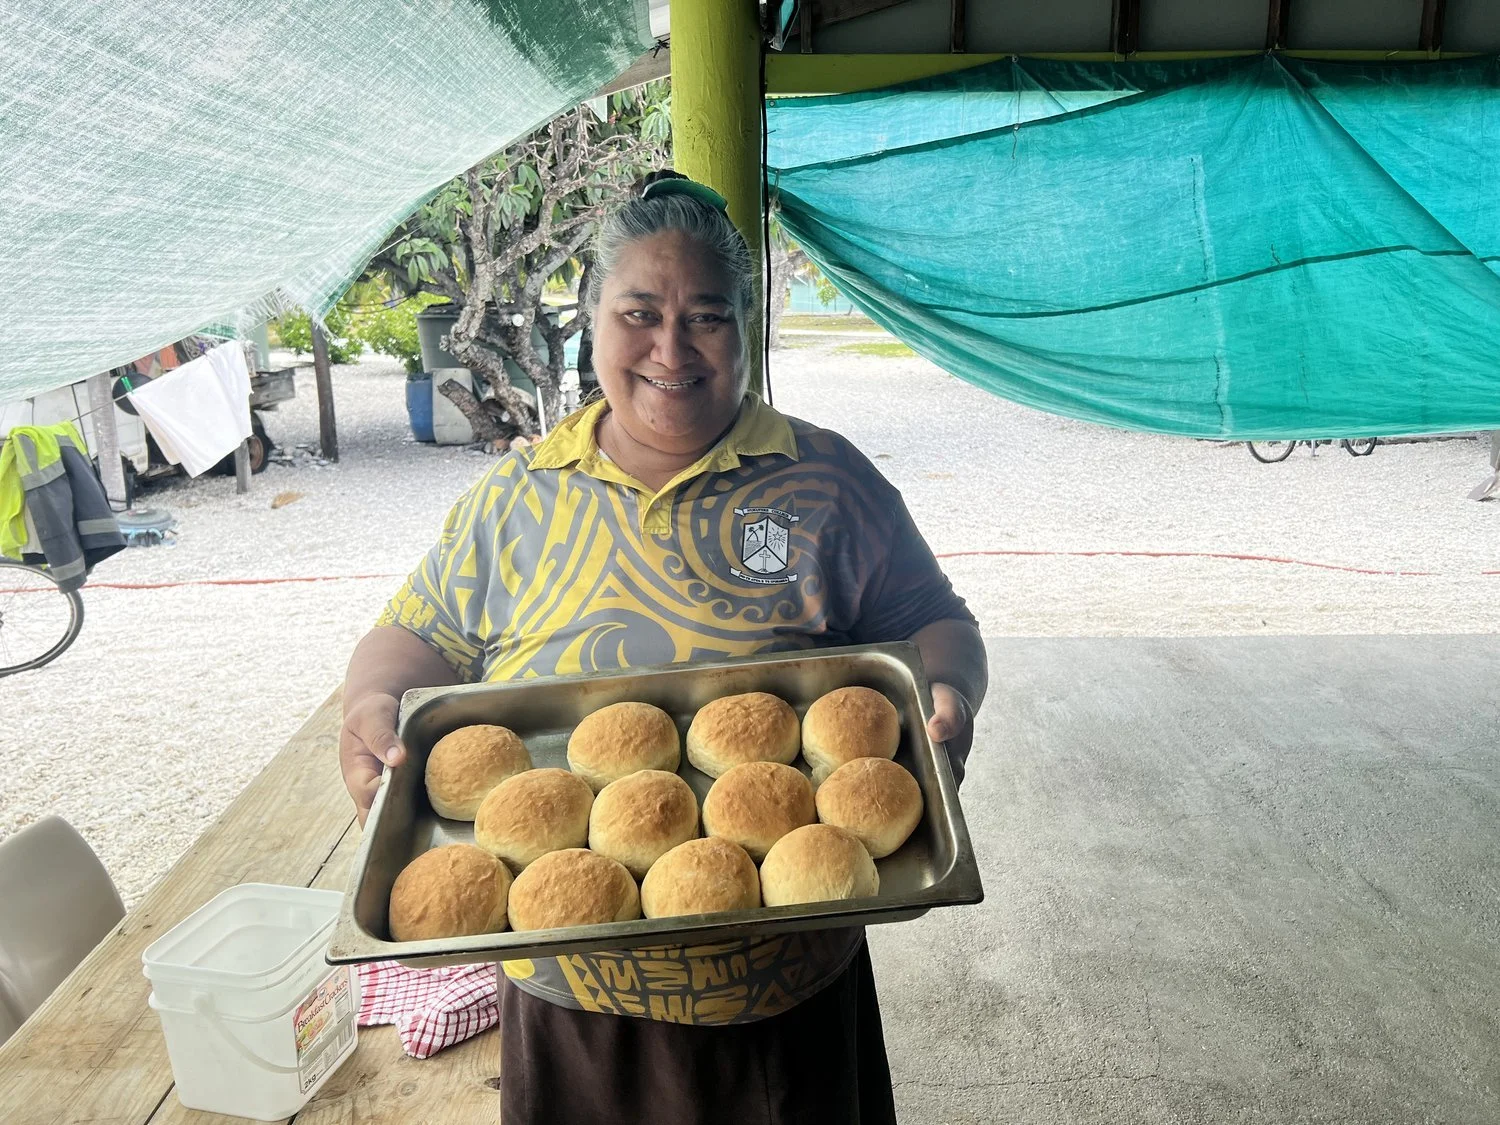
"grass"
835,341,916,358
781,313,881,333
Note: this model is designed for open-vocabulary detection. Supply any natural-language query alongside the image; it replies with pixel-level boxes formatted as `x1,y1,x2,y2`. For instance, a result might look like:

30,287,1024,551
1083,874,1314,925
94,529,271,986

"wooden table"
0,692,500,1124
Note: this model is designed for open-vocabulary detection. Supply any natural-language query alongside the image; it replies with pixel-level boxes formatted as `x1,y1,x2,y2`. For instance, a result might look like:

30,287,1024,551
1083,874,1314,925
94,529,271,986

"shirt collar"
528,393,799,475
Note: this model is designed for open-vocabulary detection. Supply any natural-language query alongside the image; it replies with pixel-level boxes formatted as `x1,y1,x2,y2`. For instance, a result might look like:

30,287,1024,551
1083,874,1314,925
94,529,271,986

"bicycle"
0,557,84,677
1246,437,1379,464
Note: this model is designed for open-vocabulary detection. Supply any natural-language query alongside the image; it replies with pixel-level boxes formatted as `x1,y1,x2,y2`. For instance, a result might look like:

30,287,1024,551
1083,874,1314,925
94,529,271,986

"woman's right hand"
340,691,405,825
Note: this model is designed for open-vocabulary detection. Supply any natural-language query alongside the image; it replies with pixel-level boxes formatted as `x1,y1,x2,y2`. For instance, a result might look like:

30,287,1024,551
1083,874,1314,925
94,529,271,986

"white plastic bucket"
142,884,360,1121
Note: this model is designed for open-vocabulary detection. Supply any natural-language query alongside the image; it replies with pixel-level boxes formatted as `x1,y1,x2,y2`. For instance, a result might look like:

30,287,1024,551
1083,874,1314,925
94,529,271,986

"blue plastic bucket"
405,374,435,443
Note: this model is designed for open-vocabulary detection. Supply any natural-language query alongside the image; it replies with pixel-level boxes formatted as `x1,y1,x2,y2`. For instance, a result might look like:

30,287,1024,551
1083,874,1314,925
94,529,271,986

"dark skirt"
498,941,897,1125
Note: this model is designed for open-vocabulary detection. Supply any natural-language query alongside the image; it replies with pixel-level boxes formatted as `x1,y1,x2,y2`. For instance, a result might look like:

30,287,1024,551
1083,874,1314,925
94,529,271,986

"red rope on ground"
83,573,404,590
0,551,1467,596
933,548,1436,577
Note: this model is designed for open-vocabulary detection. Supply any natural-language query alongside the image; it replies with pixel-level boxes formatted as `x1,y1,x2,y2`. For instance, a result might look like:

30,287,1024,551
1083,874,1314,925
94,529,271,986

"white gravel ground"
3,344,1497,904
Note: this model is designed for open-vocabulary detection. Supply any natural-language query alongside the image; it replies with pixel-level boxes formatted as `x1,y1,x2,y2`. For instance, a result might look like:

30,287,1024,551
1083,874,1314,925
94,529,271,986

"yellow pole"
671,0,764,394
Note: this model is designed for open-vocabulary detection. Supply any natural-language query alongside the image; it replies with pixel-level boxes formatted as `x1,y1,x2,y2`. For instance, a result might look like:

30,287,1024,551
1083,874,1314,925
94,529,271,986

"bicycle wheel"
1247,440,1296,463
0,559,84,676
1341,437,1378,457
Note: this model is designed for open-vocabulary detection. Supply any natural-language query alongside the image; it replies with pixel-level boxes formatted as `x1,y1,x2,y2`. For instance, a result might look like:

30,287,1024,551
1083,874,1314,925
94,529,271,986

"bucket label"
293,968,356,1095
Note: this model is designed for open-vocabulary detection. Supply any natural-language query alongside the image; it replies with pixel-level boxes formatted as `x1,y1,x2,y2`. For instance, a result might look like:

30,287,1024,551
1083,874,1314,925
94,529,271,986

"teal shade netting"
768,56,1500,439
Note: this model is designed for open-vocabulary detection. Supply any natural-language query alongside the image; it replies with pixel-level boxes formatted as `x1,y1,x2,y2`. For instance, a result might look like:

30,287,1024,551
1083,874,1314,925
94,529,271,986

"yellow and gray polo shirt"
379,393,971,1024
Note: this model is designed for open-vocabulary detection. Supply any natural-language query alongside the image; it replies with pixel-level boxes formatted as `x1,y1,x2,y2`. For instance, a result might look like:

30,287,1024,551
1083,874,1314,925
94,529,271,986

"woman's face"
592,229,747,457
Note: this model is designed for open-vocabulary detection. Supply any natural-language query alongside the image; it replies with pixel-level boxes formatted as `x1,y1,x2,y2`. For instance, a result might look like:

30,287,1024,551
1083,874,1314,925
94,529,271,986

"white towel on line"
127,342,252,477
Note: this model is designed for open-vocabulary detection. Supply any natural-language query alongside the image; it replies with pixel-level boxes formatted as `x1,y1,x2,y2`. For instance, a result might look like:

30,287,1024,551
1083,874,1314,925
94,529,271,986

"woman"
340,172,987,1124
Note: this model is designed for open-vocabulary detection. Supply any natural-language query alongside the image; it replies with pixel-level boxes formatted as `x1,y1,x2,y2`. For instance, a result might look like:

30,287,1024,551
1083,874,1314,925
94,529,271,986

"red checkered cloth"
356,960,499,1059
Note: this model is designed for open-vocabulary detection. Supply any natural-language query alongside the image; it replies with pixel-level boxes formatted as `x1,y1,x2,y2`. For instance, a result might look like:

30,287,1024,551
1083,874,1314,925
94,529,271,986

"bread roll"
642,837,760,919
801,687,901,778
387,844,512,942
759,824,879,907
474,768,593,871
701,761,815,861
686,692,800,778
508,849,641,931
588,769,700,879
814,757,923,859
424,724,533,820
567,702,681,792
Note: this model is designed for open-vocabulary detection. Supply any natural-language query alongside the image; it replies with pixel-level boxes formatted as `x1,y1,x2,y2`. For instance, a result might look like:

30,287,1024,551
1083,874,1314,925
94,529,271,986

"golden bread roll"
387,844,512,942
685,692,801,778
567,702,681,792
801,687,901,778
588,769,700,879
701,761,815,861
814,757,923,858
424,724,533,820
508,849,641,931
474,768,593,871
641,837,760,919
759,824,879,907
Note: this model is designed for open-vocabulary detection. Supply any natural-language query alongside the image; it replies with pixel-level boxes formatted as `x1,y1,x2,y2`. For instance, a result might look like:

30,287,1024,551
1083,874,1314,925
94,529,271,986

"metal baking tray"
327,642,982,968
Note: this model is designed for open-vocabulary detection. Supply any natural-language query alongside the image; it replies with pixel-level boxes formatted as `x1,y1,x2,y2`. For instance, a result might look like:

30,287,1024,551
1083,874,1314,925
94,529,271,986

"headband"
640,176,730,213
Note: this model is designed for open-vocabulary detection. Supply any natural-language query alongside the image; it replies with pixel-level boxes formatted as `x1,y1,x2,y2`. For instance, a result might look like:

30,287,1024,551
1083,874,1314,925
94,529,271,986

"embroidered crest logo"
731,506,799,584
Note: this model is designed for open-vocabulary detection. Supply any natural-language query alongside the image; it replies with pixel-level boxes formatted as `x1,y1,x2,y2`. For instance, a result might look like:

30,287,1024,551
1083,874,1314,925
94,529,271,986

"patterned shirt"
379,394,972,1024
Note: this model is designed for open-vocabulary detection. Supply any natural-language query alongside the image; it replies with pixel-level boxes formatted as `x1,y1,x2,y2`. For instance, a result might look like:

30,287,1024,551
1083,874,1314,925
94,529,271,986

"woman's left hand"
927,682,972,744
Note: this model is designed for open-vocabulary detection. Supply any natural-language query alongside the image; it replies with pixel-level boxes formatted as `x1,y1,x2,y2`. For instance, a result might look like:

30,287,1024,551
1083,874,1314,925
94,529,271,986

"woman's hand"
926,679,978,785
340,626,465,824
927,681,972,745
340,692,404,826
908,620,987,785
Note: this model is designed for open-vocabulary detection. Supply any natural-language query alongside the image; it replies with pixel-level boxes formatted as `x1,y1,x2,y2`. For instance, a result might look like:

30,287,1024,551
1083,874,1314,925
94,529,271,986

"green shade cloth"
769,56,1500,439
0,0,648,403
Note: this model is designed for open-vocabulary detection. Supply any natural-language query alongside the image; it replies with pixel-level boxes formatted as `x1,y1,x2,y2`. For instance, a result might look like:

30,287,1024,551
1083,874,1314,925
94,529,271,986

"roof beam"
1420,0,1446,52
816,0,912,26
765,51,1477,99
1111,0,1141,56
592,45,670,97
1266,0,1292,50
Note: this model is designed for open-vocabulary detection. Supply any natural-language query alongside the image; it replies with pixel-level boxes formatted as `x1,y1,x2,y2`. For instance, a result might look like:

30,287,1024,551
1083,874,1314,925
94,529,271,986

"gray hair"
588,193,755,319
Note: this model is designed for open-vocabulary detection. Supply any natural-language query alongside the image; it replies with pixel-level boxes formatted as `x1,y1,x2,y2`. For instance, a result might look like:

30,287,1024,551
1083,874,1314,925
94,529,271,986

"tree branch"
523,224,596,306
437,377,513,444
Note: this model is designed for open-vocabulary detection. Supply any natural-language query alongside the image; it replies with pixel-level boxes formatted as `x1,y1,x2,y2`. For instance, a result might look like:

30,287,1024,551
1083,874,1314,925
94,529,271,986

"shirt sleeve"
375,464,508,682
848,473,975,645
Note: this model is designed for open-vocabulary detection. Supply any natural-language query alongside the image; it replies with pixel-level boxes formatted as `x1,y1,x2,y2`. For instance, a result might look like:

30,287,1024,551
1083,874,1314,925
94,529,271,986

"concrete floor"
872,636,1499,1125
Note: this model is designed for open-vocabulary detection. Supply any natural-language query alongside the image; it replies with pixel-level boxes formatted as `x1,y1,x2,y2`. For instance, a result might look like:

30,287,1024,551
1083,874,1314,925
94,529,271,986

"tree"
352,287,447,373
767,215,826,349
365,85,671,440
272,302,363,364
767,221,798,350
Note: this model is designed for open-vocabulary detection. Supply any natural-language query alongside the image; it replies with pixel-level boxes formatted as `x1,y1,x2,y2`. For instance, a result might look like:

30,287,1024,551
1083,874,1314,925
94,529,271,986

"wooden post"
1111,0,1141,56
85,372,128,510
311,322,339,462
234,439,251,494
951,0,966,53
1419,0,1446,52
671,0,765,396
1267,0,1292,49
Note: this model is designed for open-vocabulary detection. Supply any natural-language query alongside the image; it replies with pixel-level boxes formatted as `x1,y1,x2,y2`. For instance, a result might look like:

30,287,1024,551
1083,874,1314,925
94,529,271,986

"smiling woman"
590,177,755,486
338,172,988,1125
593,231,745,480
